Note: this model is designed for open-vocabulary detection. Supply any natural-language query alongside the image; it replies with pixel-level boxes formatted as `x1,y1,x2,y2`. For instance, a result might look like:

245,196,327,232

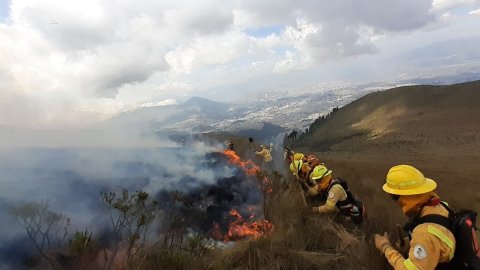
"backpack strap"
326,179,340,193
439,202,456,219
416,214,452,230
403,202,453,234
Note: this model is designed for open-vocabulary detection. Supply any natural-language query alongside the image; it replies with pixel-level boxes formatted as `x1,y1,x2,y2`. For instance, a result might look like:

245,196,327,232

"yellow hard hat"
383,165,437,195
311,165,332,180
290,160,303,175
293,153,304,161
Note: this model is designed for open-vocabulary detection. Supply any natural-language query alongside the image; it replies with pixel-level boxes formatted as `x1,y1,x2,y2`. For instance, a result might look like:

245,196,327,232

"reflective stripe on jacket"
384,203,455,270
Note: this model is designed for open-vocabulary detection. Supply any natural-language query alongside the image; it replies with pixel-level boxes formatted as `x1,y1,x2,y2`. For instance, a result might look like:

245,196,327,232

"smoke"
0,130,263,268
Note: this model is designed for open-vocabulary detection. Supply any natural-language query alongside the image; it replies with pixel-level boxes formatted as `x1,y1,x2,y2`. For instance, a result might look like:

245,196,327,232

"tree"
8,200,70,269
100,189,160,270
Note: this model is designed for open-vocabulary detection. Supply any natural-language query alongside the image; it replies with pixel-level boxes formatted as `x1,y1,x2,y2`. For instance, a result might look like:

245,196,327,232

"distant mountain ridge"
99,77,480,143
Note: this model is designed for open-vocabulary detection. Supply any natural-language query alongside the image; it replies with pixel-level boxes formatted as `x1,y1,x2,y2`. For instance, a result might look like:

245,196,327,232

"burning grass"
211,209,273,242
222,149,259,175
8,149,388,270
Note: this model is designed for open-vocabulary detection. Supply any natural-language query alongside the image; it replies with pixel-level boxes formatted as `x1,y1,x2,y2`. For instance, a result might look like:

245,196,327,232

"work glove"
395,237,411,255
307,187,319,196
375,232,392,254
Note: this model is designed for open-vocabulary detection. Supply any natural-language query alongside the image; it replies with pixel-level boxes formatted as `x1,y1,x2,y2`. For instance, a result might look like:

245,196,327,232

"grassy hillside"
292,80,480,244
293,80,480,154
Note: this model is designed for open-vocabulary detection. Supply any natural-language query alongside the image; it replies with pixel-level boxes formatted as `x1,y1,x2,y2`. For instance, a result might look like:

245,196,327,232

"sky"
1,0,480,129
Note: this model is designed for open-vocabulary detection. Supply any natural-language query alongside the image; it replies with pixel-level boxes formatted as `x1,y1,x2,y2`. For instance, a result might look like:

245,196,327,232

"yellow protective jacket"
256,149,272,162
384,203,455,270
315,184,351,213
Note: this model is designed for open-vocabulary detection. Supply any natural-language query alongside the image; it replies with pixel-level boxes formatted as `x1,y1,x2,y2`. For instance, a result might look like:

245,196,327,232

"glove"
307,187,319,196
375,232,392,254
395,237,411,255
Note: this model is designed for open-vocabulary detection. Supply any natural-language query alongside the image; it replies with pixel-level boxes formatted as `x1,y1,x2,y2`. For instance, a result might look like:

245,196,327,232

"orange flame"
211,208,273,242
222,149,259,175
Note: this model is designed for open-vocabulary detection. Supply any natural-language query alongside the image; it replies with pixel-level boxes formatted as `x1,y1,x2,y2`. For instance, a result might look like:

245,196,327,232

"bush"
11,170,387,270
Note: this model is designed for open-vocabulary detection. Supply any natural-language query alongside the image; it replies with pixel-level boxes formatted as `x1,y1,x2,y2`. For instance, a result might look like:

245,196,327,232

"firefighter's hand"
395,237,410,254
375,232,391,254
307,187,318,196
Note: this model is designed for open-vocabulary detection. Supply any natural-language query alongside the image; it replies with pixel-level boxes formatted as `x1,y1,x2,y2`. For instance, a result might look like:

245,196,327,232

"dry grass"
43,170,390,270
205,173,389,270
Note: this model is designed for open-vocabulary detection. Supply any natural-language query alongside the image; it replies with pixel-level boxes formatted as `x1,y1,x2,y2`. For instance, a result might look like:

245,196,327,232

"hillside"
292,80,480,235
294,80,480,155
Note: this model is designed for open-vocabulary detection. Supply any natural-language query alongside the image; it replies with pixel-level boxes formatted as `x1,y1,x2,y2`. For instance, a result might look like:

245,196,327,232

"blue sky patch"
451,6,478,16
0,0,10,22
243,25,283,38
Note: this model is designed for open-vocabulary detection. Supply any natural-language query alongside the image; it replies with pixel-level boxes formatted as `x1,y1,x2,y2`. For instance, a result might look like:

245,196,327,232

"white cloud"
273,51,306,73
164,0,234,36
432,0,479,11
155,81,194,93
141,99,178,108
469,8,480,17
165,28,276,74
0,0,479,128
283,19,378,63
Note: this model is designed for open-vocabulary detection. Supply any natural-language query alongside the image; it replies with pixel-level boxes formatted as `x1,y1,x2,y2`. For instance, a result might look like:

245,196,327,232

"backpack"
327,178,366,224
403,202,480,270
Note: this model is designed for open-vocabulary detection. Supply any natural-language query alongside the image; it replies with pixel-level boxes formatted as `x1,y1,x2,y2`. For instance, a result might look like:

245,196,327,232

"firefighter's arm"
315,186,342,213
384,231,440,270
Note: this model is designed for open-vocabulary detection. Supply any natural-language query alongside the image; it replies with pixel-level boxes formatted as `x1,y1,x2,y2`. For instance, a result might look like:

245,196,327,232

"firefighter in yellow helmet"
289,153,318,196
255,145,273,171
375,165,455,270
310,166,352,214
289,153,310,179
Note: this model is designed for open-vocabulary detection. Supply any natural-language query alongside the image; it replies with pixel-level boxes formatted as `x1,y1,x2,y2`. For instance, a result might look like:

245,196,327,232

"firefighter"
289,153,310,180
284,147,295,163
307,155,325,170
374,165,455,270
310,166,353,215
255,145,273,171
227,141,234,151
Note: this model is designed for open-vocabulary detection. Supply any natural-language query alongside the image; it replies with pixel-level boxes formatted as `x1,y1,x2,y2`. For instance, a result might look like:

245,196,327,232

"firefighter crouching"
375,165,455,270
309,166,365,224
288,152,365,224
290,153,318,195
310,167,350,214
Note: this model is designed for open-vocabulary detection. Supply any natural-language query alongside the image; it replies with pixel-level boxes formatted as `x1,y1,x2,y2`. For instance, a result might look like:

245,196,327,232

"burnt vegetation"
7,167,387,270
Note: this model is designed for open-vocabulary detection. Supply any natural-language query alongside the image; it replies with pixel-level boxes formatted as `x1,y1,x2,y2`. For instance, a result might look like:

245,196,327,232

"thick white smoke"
0,131,248,268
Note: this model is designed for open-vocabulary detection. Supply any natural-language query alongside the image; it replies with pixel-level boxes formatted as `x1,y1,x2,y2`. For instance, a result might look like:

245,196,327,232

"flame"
211,151,273,242
211,208,273,242
222,149,259,175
